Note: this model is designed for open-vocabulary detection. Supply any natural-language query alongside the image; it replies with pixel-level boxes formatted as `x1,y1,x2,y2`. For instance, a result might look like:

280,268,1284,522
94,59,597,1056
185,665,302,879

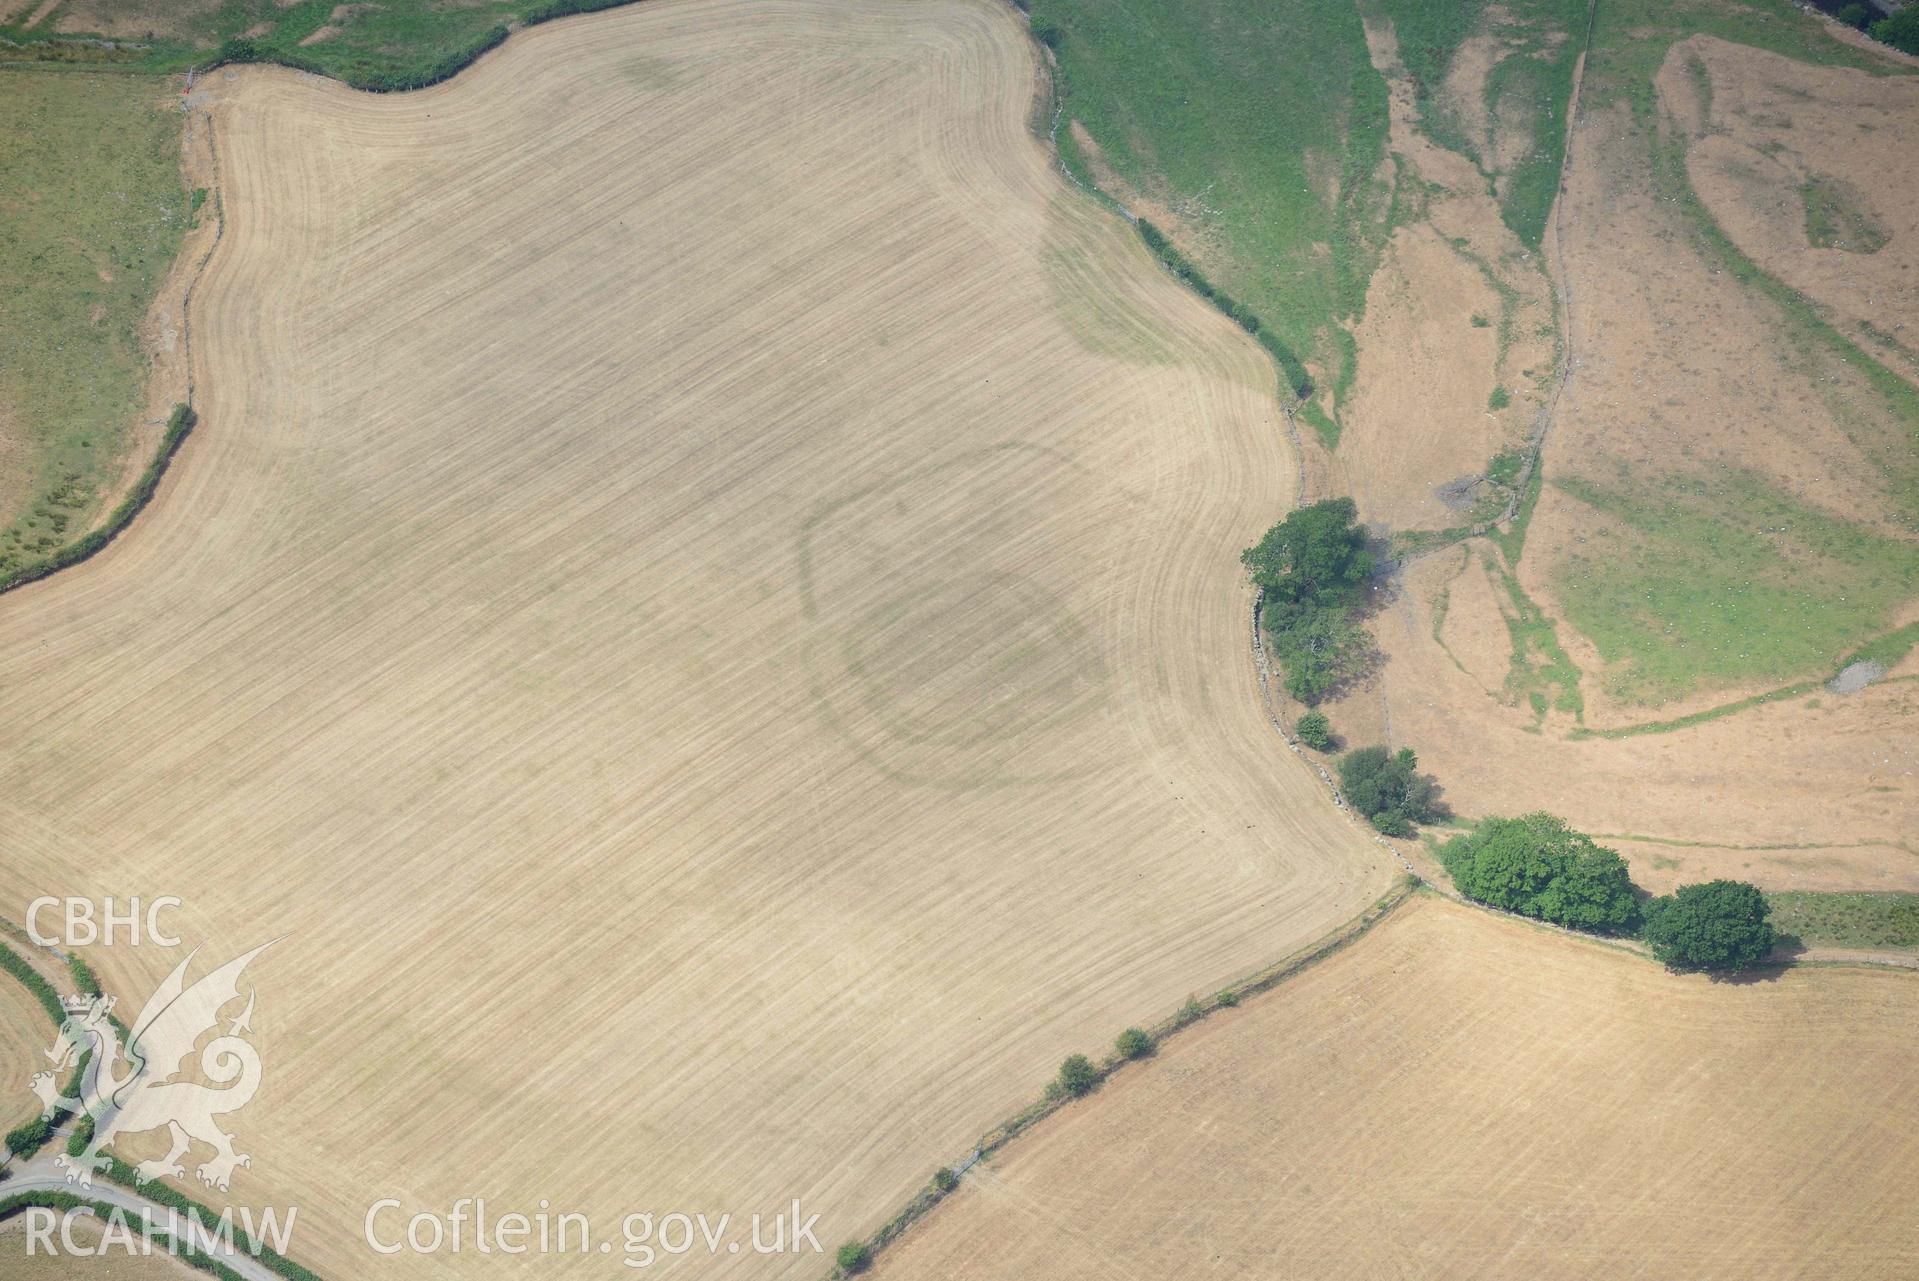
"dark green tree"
1642,880,1777,972
1243,499,1376,703
836,1241,871,1274
1277,607,1369,703
1115,1027,1154,1059
1870,8,1919,53
1437,813,1639,934
1057,1053,1099,1097
1294,709,1335,751
1336,746,1442,837
1242,497,1374,608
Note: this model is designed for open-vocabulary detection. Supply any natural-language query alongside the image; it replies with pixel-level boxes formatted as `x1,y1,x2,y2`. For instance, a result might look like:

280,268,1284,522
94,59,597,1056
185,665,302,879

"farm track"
0,2,1390,1275
2,1156,283,1281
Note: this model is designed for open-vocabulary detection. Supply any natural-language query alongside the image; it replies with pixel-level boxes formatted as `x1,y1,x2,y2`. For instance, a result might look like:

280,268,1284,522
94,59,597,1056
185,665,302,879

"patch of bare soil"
1333,18,1555,534
1338,222,1505,531
52,0,225,38
1440,31,1503,157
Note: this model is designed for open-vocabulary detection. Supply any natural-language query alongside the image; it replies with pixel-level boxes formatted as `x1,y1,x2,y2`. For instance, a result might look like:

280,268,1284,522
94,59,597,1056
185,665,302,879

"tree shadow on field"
1310,569,1397,706
1679,936,1804,985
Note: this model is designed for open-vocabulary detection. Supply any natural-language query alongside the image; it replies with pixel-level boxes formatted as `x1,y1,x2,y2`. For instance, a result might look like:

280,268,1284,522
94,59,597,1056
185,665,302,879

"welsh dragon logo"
29,942,274,1192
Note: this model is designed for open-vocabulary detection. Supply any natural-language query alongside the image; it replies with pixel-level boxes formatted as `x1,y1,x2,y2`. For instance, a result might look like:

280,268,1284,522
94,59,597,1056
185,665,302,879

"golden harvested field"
0,970,50,1135
877,894,1919,1280
0,1,1389,1274
0,1218,203,1279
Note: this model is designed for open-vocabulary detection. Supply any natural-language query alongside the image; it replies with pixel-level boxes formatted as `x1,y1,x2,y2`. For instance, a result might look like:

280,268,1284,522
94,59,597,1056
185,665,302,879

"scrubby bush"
932,1166,958,1194
1057,1053,1098,1097
1294,710,1335,751
1437,813,1640,934
1870,8,1919,53
1485,447,1524,489
0,404,196,598
836,1241,871,1274
1216,988,1239,1007
68,952,100,996
1642,880,1777,972
1115,1027,1154,1059
1244,498,1376,703
216,36,262,64
1336,746,1442,836
6,1114,55,1157
1835,4,1869,29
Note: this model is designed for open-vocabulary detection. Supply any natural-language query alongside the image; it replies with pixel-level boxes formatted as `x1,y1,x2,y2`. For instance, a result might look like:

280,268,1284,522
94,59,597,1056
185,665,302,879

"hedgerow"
0,404,197,598
0,1192,249,1281
1135,219,1314,399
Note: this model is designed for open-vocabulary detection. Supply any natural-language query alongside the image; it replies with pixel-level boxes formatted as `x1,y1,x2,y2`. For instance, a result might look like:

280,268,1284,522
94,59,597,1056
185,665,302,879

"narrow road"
4,1139,287,1281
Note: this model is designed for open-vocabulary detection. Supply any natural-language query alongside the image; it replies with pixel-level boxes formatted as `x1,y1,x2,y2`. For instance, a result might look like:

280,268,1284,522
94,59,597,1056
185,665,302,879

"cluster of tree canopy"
1834,4,1919,54
1438,813,1778,971
1242,498,1374,703
1872,8,1919,54
1337,745,1443,837
1241,504,1777,971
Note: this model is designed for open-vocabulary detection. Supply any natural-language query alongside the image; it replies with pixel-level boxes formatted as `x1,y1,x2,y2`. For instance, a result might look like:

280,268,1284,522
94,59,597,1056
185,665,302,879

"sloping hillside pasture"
1325,2,1919,883
0,72,189,591
877,895,1919,1280
0,2,1389,1275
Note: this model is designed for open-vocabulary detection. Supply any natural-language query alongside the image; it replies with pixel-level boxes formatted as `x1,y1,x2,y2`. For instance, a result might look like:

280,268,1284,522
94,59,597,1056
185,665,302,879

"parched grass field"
0,1,1390,1274
877,894,1919,1279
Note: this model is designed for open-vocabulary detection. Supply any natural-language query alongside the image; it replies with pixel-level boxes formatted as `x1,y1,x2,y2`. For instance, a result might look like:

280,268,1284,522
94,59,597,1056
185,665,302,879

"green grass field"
1553,467,1919,704
1361,0,1588,249
1530,0,1919,708
1030,0,1392,425
1768,891,1919,951
1026,0,1592,431
0,71,186,585
0,1,632,90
